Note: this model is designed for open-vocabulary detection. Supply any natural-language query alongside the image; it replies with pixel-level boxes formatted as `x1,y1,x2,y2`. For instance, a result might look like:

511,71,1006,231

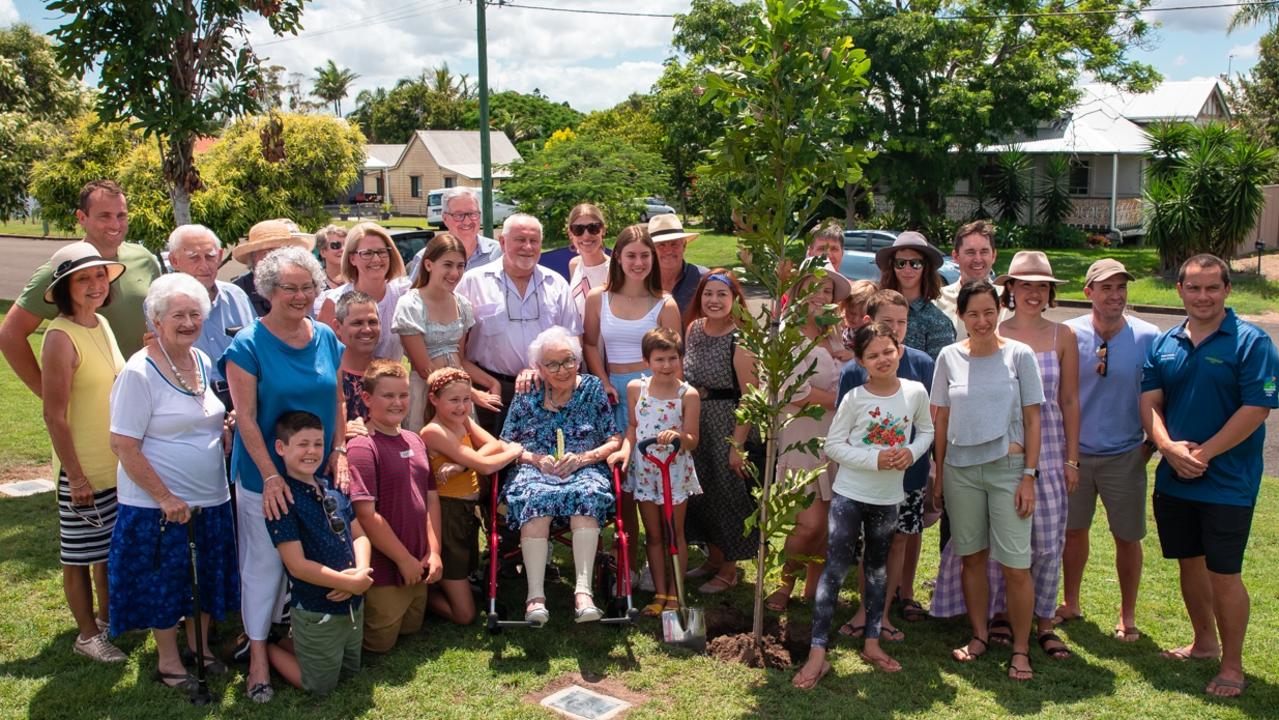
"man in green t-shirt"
0,180,161,396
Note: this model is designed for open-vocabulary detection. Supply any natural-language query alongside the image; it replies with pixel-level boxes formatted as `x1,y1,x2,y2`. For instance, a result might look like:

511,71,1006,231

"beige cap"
1084,258,1135,286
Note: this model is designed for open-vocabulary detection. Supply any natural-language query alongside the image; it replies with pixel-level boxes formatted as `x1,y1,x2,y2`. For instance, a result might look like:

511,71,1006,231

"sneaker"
638,565,656,593
74,633,127,663
95,618,108,634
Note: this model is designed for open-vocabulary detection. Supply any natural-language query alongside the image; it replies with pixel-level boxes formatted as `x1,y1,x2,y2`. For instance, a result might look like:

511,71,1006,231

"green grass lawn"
0,300,52,470
1,472,1276,718
0,218,75,239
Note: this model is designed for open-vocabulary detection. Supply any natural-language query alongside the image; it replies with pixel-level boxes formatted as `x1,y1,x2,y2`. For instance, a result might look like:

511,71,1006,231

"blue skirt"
107,501,240,637
502,464,615,531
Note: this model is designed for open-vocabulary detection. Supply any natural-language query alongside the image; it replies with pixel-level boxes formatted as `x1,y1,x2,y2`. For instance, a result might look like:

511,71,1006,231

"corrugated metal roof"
416,130,521,178
364,144,406,169
1094,79,1227,123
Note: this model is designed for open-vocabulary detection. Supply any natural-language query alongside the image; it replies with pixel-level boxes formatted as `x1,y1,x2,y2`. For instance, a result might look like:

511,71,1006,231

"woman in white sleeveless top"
566,203,610,322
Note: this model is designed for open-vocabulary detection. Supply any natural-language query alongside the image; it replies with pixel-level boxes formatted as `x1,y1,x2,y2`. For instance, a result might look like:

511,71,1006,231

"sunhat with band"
43,242,125,302
647,214,699,244
230,219,315,264
994,251,1066,286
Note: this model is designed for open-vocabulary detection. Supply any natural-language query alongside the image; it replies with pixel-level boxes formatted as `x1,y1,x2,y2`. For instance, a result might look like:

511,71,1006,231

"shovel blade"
661,606,707,652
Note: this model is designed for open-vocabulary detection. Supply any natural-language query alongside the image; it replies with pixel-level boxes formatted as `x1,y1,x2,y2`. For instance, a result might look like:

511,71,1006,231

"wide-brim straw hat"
994,250,1065,286
647,214,699,243
874,231,944,272
231,219,315,263
44,242,125,302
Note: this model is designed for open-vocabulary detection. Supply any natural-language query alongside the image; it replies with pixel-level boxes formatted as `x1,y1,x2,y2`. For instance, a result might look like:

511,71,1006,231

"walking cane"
186,507,212,706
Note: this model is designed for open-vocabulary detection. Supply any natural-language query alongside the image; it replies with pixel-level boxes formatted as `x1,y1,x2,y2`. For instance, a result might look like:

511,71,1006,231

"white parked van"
426,187,518,229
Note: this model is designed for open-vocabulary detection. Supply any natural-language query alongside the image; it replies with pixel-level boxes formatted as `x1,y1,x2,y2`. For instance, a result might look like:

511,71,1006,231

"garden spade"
639,438,706,652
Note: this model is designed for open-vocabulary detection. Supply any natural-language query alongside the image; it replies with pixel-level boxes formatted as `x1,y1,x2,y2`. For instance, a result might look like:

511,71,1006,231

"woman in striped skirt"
39,242,128,663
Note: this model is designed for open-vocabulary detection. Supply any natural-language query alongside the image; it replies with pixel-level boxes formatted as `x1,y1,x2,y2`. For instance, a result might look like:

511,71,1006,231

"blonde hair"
341,222,406,281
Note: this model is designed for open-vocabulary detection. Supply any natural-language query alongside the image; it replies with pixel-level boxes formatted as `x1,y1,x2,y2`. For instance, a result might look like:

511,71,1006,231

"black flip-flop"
1037,631,1071,659
989,619,1013,646
1007,651,1034,681
898,598,928,622
952,636,988,662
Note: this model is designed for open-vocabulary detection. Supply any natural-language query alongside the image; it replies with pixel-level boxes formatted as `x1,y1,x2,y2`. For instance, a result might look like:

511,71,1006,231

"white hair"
442,187,478,214
145,272,211,322
527,325,581,368
502,212,543,239
254,246,327,298
166,224,221,254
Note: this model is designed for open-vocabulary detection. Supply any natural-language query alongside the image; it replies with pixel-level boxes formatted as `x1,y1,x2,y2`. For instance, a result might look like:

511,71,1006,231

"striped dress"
929,333,1068,619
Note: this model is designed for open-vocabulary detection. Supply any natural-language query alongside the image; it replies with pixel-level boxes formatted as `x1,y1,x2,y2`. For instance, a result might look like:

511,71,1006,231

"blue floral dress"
500,374,619,530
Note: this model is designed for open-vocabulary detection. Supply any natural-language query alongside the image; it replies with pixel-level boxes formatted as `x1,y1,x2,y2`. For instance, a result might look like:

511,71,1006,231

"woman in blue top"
220,246,346,704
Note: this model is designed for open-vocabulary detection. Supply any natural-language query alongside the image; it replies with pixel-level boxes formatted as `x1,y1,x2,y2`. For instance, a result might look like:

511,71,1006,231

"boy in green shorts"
266,411,373,695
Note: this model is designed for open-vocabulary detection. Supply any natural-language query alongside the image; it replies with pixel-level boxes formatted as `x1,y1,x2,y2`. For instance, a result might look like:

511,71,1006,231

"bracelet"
69,478,91,489
1065,460,1080,469
264,474,282,483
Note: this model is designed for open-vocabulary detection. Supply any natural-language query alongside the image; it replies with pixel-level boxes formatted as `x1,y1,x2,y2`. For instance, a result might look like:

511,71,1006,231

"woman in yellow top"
419,367,522,625
39,242,127,664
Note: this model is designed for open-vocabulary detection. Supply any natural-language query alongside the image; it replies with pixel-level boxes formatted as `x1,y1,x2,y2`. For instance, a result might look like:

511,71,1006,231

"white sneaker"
95,618,108,633
638,565,656,593
74,633,127,663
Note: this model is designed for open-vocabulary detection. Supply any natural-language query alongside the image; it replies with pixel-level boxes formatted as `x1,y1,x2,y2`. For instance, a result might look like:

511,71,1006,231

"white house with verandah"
942,80,1231,237
350,130,522,215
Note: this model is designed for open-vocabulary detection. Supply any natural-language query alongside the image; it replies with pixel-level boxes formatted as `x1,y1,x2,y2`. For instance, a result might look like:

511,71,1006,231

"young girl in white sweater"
793,322,935,689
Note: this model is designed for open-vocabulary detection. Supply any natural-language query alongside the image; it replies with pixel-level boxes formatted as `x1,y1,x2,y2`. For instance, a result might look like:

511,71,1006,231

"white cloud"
1174,54,1188,66
244,0,687,112
1148,0,1237,33
0,0,19,26
1230,42,1260,59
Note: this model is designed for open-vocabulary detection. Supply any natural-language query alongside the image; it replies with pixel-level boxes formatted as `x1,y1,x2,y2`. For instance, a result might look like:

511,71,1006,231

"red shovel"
638,437,706,652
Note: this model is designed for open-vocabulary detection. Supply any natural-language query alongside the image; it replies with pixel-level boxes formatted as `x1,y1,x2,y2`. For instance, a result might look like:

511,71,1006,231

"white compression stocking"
522,537,549,603
572,527,601,596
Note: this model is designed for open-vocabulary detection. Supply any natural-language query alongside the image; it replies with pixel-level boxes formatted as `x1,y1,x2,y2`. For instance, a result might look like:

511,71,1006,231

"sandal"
989,618,1013,646
792,659,831,690
181,647,227,675
879,626,905,643
859,650,902,673
154,669,197,693
897,597,928,622
642,595,674,618
838,622,865,639
686,563,721,579
247,682,274,704
1051,608,1084,626
1205,675,1248,698
1007,651,1034,681
1037,631,1071,660
1113,625,1142,642
698,570,739,595
764,585,794,612
952,636,988,662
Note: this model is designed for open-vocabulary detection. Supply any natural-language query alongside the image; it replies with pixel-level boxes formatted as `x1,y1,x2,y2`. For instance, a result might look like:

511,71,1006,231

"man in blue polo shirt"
1141,253,1278,699
837,289,935,632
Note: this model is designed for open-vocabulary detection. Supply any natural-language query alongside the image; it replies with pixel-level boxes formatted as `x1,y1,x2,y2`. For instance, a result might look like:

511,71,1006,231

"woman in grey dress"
682,269,759,593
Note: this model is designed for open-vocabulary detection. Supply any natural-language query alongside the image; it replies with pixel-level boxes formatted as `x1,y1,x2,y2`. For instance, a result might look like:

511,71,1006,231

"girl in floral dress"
610,327,702,616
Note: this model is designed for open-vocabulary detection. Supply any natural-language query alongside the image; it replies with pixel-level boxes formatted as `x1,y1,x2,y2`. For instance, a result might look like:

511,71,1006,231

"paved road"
2,235,1275,474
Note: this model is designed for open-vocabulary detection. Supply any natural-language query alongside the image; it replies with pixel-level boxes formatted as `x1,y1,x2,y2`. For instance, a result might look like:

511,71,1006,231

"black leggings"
811,494,898,647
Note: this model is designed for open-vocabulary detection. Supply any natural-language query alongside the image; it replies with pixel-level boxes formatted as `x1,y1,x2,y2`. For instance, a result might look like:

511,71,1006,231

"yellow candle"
556,429,565,459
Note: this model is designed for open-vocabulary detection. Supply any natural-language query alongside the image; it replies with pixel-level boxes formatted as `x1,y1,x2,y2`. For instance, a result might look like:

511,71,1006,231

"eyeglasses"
503,275,542,323
70,502,104,529
894,258,925,270
327,241,344,251
447,211,481,222
181,251,219,265
277,283,318,296
353,248,390,260
1095,340,1108,377
541,356,580,373
321,494,348,536
570,222,603,236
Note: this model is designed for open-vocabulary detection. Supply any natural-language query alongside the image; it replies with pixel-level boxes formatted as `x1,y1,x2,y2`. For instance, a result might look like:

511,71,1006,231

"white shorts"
236,484,290,641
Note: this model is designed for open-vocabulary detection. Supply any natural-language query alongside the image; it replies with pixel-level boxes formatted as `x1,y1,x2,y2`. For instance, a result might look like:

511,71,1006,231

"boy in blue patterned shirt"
265,411,373,695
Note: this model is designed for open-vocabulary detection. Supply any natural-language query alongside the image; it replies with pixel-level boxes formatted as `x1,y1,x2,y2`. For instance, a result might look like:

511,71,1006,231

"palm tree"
312,60,360,116
1229,0,1278,32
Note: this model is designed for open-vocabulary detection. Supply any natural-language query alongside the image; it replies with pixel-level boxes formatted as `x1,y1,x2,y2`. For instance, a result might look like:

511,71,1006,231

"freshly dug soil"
701,603,811,669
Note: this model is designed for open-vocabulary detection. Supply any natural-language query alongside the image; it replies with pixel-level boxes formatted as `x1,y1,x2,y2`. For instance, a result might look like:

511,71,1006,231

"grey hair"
314,224,346,243
166,224,221,254
442,187,478,214
144,272,211,323
254,246,327,298
502,212,543,239
334,290,377,323
527,325,581,368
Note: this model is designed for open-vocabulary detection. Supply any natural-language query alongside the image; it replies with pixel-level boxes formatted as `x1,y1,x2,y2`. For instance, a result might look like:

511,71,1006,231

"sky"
5,0,1270,113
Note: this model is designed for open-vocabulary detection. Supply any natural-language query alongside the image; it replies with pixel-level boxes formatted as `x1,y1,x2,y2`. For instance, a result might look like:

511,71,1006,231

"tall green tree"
577,94,662,154
48,0,310,226
700,0,871,656
352,66,474,142
501,134,667,244
1229,0,1278,31
0,24,86,219
29,113,144,232
1233,29,1279,149
312,59,359,116
1143,122,1276,272
461,89,584,156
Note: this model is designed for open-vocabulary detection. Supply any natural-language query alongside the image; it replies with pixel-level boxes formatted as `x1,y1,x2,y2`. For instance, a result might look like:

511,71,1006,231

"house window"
443,176,456,188
410,176,422,198
1068,160,1090,196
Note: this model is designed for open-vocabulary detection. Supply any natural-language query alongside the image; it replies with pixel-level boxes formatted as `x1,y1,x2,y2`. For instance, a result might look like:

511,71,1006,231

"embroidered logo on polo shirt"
1205,356,1225,365
1265,376,1276,398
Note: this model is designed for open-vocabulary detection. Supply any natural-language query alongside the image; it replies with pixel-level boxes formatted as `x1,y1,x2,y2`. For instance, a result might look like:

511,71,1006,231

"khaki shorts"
291,604,364,695
1066,446,1148,542
439,497,482,581
943,454,1031,569
362,583,428,653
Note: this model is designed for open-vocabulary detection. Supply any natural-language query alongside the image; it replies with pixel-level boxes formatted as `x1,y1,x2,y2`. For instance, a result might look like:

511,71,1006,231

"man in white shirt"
165,225,256,388
934,219,1004,337
457,213,578,436
407,187,502,284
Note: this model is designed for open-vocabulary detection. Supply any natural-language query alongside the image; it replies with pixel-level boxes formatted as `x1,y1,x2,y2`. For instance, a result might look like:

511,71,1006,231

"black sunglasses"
327,241,344,250
894,258,925,270
1095,340,1108,377
570,222,603,236
321,494,347,536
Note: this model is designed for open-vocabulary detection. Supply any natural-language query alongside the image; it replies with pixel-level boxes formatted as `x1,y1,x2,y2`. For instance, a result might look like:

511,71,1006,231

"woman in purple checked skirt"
930,252,1079,664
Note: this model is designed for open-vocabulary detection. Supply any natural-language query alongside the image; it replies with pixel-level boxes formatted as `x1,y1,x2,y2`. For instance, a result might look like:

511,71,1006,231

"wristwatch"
1022,467,1038,479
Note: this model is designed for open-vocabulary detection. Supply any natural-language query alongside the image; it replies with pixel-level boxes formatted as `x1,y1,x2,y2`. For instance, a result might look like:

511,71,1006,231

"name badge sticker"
400,449,415,459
